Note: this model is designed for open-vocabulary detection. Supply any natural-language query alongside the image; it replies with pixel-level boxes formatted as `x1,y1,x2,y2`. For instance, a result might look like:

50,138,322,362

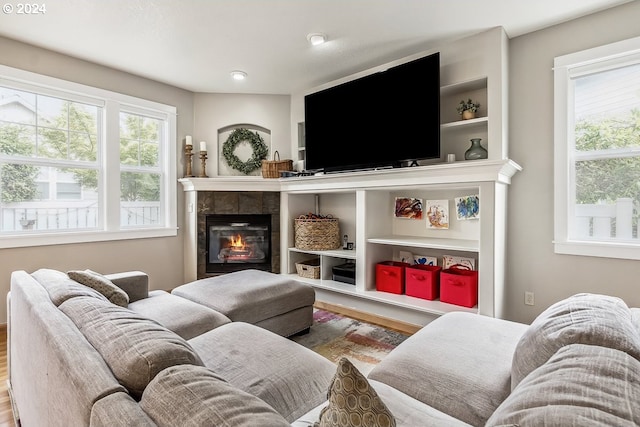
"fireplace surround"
197,191,280,278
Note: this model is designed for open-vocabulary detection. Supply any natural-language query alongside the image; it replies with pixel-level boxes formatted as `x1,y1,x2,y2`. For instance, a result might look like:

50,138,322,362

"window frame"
554,35,640,260
0,65,177,248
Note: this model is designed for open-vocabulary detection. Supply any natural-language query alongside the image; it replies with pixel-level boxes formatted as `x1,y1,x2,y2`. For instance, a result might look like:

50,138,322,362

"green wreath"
222,128,268,174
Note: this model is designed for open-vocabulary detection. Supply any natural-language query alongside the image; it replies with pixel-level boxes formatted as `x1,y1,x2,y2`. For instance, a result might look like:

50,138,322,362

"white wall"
193,93,291,177
0,36,194,323
506,1,640,323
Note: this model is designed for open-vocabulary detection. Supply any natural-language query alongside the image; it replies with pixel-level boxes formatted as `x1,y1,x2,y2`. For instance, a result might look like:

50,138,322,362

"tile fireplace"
195,190,280,278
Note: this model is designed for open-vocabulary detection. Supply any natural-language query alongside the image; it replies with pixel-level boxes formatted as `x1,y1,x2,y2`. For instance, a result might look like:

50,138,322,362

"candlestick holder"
184,145,194,177
198,152,208,178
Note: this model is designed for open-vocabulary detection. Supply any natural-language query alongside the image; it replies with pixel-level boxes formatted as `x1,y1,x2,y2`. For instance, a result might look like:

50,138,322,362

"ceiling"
0,0,632,95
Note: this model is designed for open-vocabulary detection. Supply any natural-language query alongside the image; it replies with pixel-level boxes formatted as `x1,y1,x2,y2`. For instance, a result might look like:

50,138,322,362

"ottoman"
172,269,315,337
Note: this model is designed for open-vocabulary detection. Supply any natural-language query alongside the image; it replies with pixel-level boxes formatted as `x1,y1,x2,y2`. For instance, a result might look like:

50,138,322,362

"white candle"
185,135,192,146
199,141,207,152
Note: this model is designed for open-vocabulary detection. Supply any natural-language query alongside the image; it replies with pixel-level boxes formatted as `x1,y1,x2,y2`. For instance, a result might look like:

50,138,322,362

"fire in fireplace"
205,214,271,274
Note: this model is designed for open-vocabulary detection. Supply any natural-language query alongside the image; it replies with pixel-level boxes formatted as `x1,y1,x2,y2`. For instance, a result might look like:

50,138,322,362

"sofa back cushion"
488,343,640,426
140,365,290,426
32,268,109,306
511,293,640,389
60,297,203,398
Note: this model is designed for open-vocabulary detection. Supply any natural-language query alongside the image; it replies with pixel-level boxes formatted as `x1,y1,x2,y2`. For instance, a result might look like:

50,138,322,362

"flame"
229,234,245,249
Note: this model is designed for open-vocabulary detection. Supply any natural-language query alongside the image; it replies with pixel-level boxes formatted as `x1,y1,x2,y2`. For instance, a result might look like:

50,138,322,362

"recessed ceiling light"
230,70,247,81
307,33,327,46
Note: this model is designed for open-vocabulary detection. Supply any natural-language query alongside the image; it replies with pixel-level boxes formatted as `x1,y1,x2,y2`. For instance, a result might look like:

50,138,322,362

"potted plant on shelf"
457,98,480,120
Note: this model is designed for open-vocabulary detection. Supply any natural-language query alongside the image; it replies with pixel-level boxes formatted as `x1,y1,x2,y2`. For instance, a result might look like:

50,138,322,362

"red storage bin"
440,265,478,308
405,264,441,300
376,261,410,294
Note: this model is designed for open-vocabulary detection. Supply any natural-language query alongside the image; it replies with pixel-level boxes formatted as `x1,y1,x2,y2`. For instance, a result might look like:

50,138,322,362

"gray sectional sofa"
8,268,640,426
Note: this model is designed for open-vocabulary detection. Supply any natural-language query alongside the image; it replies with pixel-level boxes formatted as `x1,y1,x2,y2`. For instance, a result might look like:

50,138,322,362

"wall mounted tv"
304,51,440,173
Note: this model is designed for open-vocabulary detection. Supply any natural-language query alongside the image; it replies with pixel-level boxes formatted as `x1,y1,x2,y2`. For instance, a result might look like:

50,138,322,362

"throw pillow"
315,357,395,427
140,365,290,426
68,269,129,307
511,292,640,389
487,344,640,426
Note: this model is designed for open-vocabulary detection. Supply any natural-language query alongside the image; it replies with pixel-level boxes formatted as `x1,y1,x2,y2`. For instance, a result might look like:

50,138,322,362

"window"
0,65,177,248
554,36,640,259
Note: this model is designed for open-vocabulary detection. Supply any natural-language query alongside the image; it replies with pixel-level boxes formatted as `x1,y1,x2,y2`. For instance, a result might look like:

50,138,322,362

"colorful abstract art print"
414,255,437,266
455,195,480,220
394,197,423,220
426,200,449,229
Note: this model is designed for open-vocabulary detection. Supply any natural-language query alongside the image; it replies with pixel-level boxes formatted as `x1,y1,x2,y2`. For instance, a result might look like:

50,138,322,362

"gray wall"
0,36,195,323
506,1,640,323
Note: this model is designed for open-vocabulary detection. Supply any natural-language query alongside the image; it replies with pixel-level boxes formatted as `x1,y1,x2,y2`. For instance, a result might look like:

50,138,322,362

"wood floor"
0,304,418,427
0,326,16,427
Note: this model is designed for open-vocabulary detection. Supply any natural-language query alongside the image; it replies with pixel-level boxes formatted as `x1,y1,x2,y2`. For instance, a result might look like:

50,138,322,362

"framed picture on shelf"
396,250,414,264
426,199,449,229
443,254,476,270
455,195,480,220
413,255,437,266
394,197,423,219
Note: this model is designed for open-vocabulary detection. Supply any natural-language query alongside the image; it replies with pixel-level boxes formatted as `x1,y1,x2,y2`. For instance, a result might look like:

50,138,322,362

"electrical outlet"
525,291,535,306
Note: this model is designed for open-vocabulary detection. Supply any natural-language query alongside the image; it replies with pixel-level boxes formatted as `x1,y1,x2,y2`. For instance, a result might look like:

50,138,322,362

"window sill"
0,227,178,249
554,239,640,260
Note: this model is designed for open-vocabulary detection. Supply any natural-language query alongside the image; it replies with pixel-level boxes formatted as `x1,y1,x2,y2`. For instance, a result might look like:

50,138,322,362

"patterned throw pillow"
67,270,129,307
315,357,395,427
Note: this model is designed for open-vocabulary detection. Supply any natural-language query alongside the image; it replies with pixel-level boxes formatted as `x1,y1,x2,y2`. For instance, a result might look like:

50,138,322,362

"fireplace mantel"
179,176,281,193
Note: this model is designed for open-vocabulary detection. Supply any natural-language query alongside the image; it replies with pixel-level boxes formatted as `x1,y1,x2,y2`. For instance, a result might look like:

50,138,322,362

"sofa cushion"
368,311,527,427
140,364,290,427
128,290,231,340
487,344,640,427
32,268,109,306
315,357,395,427
511,293,640,389
68,269,129,307
189,321,335,422
60,296,203,398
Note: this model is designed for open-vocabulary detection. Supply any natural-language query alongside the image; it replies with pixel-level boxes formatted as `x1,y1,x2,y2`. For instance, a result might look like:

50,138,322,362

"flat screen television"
304,51,440,173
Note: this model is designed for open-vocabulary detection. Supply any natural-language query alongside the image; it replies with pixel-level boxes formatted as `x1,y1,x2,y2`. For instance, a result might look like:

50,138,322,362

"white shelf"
367,236,479,252
289,247,357,259
285,273,477,317
441,116,488,130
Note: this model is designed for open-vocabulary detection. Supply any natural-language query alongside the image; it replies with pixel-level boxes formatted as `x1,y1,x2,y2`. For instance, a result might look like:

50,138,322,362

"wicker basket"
294,217,341,250
295,258,321,279
261,151,293,179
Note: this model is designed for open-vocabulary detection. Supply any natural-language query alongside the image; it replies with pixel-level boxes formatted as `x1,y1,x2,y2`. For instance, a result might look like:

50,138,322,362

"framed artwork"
455,195,480,220
442,255,476,270
413,255,437,266
426,200,449,229
394,197,423,219
396,250,414,264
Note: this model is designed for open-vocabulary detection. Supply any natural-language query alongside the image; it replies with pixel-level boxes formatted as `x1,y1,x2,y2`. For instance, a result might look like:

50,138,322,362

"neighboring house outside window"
0,65,177,248
554,36,640,260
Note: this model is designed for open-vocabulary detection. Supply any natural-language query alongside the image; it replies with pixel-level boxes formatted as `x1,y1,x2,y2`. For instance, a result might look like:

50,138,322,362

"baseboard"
314,301,422,335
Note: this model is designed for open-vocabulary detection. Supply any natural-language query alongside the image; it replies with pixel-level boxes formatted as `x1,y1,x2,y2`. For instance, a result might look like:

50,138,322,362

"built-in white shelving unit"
279,160,520,325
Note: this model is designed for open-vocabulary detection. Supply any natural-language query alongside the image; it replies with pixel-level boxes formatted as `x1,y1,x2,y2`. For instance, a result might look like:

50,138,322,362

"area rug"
291,309,411,375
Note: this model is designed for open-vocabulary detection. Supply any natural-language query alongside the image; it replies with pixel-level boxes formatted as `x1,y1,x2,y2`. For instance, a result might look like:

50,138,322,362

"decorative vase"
464,138,488,160
461,110,476,120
